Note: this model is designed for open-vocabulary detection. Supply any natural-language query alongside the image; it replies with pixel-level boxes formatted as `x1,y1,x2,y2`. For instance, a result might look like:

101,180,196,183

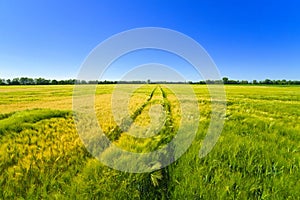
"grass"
0,84,299,199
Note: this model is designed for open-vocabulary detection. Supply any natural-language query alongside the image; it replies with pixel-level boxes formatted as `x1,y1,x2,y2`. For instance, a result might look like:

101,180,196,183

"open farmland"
0,85,299,199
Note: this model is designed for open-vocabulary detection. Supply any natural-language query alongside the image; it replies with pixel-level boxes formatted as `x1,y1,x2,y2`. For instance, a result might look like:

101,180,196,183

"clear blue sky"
0,0,299,81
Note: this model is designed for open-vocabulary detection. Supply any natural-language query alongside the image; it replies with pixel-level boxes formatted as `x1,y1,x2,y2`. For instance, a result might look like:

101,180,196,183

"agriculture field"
0,85,299,199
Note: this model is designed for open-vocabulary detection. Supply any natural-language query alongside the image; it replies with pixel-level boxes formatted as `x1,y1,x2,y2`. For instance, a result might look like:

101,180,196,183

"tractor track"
105,86,158,141
102,85,175,199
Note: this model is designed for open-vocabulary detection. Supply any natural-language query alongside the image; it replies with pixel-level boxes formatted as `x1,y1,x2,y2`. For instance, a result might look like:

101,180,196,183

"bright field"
0,85,299,199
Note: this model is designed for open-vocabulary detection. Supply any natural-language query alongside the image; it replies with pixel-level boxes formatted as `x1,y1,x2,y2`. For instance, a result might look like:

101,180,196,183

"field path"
105,86,158,141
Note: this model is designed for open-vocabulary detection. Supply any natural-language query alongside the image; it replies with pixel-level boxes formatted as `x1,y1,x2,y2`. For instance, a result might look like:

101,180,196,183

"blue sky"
0,0,299,81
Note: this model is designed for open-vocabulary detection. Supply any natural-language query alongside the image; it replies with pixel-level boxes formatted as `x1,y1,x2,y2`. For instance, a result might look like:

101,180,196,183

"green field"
0,85,299,199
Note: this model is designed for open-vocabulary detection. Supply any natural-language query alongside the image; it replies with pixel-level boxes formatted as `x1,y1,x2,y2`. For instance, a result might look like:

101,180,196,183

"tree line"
202,77,300,85
0,77,299,85
0,77,117,85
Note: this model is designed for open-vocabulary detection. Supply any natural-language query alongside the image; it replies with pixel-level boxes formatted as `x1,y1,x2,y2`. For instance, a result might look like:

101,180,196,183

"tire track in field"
106,86,158,141
135,86,176,199
102,85,175,199
159,86,175,141
154,86,175,199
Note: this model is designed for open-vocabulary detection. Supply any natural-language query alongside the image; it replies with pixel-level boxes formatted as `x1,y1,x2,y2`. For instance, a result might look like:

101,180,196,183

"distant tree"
241,80,248,84
80,80,87,84
106,80,117,84
252,80,258,84
227,79,238,84
147,79,151,84
20,77,33,85
6,79,11,85
35,78,51,85
28,78,34,85
206,80,214,84
101,80,117,84
222,77,229,84
58,80,65,84
12,78,20,85
20,77,26,85
281,79,287,85
36,78,43,85
88,80,98,84
263,79,272,84
214,80,223,84
293,80,300,85
44,79,50,85
51,79,58,85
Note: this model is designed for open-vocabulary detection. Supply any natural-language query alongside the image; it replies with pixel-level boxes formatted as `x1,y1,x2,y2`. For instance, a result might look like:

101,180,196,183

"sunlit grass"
0,85,299,199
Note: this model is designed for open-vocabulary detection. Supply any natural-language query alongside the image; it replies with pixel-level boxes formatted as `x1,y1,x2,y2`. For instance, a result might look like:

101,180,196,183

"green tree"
28,78,34,85
20,77,29,85
51,79,58,85
264,79,272,84
12,78,20,85
222,77,229,84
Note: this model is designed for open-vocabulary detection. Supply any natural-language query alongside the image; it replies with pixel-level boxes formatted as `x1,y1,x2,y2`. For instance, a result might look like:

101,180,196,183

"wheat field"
0,84,299,199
